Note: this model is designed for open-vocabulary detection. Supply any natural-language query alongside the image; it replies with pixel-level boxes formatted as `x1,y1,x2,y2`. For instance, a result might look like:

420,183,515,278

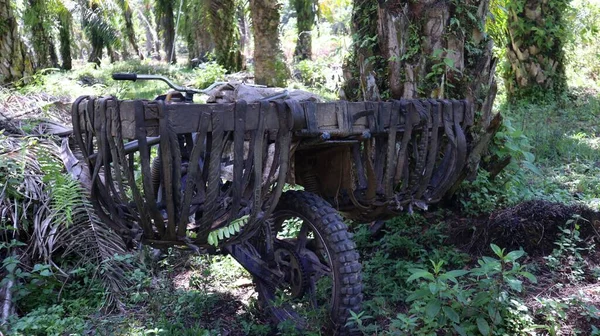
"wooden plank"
110,99,467,140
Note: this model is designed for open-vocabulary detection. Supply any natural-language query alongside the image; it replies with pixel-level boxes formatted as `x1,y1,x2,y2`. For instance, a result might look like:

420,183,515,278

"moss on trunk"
57,4,72,70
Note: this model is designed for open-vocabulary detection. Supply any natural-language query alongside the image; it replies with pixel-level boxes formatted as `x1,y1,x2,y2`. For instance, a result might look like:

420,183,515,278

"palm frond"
1,89,135,311
82,6,120,46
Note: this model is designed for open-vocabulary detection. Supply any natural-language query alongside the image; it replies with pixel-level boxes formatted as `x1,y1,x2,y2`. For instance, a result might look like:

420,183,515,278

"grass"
496,92,600,209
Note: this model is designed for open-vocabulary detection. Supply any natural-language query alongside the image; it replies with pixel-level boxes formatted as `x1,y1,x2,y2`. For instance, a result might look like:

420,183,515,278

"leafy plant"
194,62,227,90
392,244,537,335
544,214,593,283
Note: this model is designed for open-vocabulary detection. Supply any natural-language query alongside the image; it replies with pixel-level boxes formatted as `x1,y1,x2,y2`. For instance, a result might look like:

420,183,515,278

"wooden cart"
71,74,472,334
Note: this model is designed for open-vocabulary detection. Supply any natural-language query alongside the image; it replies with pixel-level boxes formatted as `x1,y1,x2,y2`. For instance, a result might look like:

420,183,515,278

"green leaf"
443,306,460,323
208,231,217,246
523,151,535,162
477,317,491,335
5,262,17,273
519,271,538,283
223,227,230,239
443,57,455,69
504,249,525,262
490,244,504,258
425,300,442,318
506,278,523,292
433,48,444,58
407,269,434,282
453,323,467,336
39,270,52,277
406,289,430,302
217,228,224,240
440,269,469,282
522,161,542,176
429,282,438,294
233,221,241,232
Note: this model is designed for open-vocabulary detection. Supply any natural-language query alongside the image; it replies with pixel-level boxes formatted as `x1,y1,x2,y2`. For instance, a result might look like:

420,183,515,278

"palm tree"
292,0,316,61
0,0,35,84
119,0,144,60
57,1,73,70
250,0,288,86
25,0,59,68
156,0,177,63
82,0,119,66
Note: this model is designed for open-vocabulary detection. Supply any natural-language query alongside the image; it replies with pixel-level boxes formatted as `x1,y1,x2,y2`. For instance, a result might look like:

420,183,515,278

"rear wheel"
253,191,362,334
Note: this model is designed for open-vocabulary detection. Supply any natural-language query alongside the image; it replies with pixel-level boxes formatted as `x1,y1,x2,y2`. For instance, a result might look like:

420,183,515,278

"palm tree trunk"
138,6,160,59
57,5,72,70
183,0,214,66
120,0,143,60
158,0,177,63
250,0,288,86
504,0,569,101
207,0,243,72
0,0,35,84
346,0,499,196
292,0,315,61
26,0,57,68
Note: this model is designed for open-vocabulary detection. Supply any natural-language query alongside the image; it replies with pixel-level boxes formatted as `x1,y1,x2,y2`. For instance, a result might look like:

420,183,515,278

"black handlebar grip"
112,73,137,81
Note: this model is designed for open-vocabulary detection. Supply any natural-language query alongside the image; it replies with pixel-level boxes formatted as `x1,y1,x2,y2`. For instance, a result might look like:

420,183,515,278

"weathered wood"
98,100,467,140
72,95,474,246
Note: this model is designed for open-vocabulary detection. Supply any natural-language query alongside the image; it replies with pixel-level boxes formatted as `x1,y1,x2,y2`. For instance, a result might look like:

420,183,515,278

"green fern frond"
207,214,249,246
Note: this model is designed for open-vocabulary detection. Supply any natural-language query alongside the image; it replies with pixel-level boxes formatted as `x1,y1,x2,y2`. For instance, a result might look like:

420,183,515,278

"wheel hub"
273,244,309,299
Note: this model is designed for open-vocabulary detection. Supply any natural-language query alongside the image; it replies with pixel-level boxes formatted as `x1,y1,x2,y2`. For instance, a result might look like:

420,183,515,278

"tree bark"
0,0,35,84
504,0,569,101
346,0,499,197
250,0,288,86
293,0,315,61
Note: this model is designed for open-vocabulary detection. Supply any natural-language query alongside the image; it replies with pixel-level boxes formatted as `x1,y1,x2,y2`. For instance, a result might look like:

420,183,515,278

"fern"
0,131,133,310
207,215,249,246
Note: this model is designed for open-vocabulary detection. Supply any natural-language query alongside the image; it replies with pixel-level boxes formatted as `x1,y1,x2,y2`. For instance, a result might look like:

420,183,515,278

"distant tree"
182,0,214,66
207,0,243,71
156,0,177,63
56,1,73,70
292,0,316,61
82,0,120,66
504,0,571,101
118,0,144,60
140,0,161,60
250,0,288,86
0,0,35,84
25,0,59,68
